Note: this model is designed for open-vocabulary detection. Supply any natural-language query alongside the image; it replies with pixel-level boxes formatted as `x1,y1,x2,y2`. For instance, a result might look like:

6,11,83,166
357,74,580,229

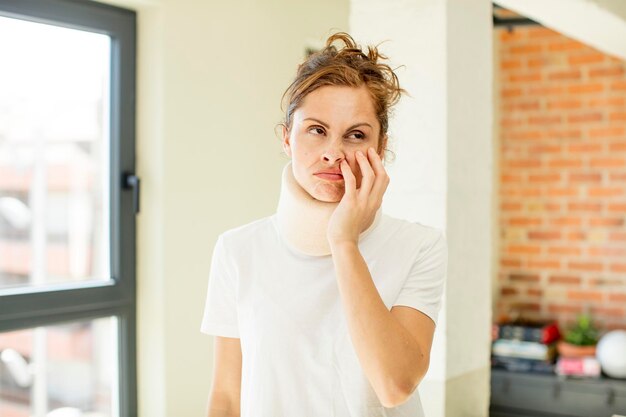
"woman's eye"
348,131,365,140
308,126,325,135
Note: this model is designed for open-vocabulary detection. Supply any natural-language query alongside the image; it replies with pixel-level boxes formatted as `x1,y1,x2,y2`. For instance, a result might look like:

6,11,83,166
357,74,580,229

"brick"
609,232,626,241
589,66,626,78
529,115,562,125
568,112,603,123
528,57,548,67
501,173,524,183
528,259,561,269
502,187,542,197
605,323,626,331
546,129,581,139
548,304,583,314
587,186,624,197
589,97,625,107
528,230,561,240
527,27,558,39
550,216,583,227
589,217,625,227
500,118,525,128
547,69,581,81
501,258,522,268
502,101,541,111
549,275,581,285
568,290,604,301
509,217,542,226
529,85,564,95
501,59,523,70
510,72,542,83
547,99,582,110
609,293,626,302
510,44,543,54
527,288,543,297
506,131,544,141
499,29,525,42
506,158,542,169
501,202,523,211
528,173,561,182
610,112,626,122
589,127,626,138
610,263,626,273
501,88,523,98
568,261,604,272
507,244,542,255
568,143,603,154
527,201,561,213
501,286,519,296
590,306,625,318
608,202,626,212
509,273,540,282
610,172,626,181
589,277,623,286
568,84,605,94
588,246,626,256
529,144,562,154
612,80,626,91
566,231,587,241
549,40,586,52
548,159,583,169
547,187,579,197
568,53,606,65
568,172,602,182
590,158,626,169
568,201,602,211
609,141,626,152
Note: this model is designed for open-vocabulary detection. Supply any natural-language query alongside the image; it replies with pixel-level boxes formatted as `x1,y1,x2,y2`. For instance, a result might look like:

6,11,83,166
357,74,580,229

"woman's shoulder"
381,213,445,241
218,214,275,246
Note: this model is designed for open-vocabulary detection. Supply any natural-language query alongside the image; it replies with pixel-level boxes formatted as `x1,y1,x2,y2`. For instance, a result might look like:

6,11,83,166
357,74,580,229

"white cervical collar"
275,160,382,257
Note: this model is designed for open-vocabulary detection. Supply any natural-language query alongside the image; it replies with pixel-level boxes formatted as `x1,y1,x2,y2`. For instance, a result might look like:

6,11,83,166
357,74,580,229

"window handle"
122,172,140,214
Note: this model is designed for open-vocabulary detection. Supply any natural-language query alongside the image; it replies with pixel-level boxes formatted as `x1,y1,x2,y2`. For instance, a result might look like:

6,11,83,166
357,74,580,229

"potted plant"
557,313,600,358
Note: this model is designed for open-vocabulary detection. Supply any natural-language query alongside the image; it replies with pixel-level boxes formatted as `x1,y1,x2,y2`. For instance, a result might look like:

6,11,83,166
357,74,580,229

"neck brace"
275,160,382,257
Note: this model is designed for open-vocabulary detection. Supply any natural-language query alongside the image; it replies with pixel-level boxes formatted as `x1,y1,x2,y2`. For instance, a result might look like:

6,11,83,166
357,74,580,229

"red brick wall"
496,25,626,332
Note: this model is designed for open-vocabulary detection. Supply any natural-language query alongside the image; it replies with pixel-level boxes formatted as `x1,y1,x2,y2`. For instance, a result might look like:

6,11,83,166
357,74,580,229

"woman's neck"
275,160,381,256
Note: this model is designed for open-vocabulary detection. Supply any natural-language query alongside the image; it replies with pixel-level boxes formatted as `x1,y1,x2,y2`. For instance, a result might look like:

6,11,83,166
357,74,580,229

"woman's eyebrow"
303,117,373,131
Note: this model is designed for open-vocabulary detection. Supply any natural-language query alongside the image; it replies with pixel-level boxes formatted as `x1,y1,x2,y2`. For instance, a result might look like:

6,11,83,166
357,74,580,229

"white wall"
101,0,349,415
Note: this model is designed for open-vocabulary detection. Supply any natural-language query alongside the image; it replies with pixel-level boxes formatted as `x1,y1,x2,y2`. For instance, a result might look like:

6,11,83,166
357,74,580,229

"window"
0,0,137,416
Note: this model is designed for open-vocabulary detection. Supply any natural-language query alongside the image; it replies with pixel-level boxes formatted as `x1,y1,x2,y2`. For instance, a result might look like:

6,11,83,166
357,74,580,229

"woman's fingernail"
357,150,363,157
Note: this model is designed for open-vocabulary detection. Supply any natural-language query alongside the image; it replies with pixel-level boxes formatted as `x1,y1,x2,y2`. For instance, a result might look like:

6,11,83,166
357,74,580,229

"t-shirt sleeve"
392,228,448,327
200,234,240,338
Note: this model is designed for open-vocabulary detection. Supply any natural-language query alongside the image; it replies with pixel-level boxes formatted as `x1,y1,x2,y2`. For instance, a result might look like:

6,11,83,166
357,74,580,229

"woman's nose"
321,142,345,164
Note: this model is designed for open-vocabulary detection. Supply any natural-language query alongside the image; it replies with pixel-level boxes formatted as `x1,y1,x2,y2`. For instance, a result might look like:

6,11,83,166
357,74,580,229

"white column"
350,1,493,415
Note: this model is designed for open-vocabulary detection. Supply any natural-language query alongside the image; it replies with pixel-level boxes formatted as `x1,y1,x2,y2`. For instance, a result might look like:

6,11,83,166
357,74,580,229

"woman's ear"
282,124,292,158
378,134,388,159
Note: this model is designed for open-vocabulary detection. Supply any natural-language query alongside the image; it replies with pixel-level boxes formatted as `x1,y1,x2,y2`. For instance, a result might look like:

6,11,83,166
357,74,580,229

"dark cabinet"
490,368,626,417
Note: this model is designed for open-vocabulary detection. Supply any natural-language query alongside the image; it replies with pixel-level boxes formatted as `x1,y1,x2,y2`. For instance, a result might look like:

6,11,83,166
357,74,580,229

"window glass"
0,15,111,291
0,316,118,417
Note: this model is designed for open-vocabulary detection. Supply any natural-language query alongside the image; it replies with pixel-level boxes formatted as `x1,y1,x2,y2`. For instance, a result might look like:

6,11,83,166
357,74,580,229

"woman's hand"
327,146,390,247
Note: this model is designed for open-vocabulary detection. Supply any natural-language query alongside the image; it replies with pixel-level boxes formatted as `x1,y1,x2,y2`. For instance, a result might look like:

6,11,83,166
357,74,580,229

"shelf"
490,367,626,417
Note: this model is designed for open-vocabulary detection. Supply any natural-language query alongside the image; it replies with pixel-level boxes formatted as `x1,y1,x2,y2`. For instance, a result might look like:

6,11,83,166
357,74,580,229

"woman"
201,32,447,417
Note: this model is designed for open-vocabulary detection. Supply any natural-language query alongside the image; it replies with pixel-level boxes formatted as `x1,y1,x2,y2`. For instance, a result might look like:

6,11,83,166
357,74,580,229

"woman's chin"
310,184,344,203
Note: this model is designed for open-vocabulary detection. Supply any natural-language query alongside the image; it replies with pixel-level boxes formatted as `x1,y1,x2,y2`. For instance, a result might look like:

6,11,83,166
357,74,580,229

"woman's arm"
330,241,431,408
207,336,242,417
327,148,436,407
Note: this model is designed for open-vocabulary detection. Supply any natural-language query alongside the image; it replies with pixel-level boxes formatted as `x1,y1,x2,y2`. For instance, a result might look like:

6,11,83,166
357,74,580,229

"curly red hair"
280,32,405,158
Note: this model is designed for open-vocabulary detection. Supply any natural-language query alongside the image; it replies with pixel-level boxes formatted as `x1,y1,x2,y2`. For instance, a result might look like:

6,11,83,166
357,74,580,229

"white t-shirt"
201,212,447,417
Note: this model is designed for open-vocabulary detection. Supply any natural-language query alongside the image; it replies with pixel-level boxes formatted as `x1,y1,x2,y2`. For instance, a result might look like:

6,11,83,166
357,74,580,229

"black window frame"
0,0,137,415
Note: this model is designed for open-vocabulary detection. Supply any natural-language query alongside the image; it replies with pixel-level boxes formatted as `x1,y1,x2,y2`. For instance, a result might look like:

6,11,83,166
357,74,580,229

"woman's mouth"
314,173,344,181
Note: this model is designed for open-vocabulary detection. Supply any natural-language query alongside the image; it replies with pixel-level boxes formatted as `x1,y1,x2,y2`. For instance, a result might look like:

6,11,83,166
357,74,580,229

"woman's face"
282,85,385,203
